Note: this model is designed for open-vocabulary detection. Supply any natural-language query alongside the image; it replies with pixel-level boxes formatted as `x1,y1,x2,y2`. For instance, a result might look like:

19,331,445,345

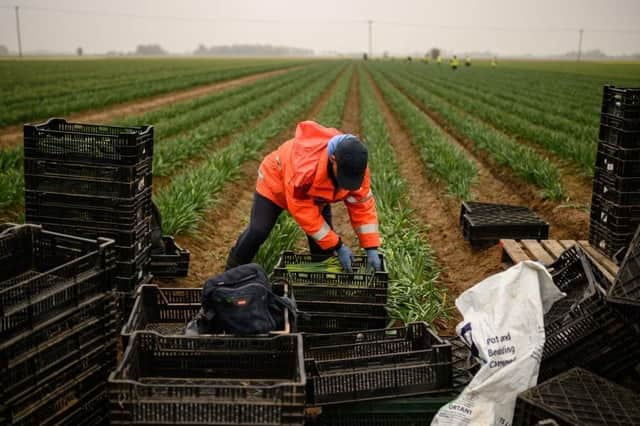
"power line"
9,5,365,25
3,5,639,34
374,20,640,34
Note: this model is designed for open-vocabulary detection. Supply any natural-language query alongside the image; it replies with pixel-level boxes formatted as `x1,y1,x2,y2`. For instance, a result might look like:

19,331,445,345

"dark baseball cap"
334,136,368,190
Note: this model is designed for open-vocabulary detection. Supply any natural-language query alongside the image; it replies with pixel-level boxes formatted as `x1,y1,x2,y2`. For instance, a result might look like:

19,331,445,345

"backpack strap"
273,293,310,317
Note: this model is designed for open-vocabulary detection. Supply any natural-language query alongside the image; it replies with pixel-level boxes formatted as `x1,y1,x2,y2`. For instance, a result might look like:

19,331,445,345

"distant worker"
436,55,442,65
225,121,382,273
450,55,459,70
491,57,497,67
465,56,471,67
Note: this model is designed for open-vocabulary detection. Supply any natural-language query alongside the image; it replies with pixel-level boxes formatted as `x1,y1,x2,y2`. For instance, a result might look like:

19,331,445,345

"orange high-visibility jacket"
256,121,380,250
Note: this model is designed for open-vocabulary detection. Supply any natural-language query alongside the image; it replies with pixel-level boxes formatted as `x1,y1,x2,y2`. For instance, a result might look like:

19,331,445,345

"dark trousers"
228,192,333,266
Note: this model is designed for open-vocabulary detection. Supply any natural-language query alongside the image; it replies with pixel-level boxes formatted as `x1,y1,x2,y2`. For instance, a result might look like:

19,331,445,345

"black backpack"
185,263,298,335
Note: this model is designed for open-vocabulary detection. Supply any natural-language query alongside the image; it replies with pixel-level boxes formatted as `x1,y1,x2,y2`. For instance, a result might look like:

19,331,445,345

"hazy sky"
1,0,639,56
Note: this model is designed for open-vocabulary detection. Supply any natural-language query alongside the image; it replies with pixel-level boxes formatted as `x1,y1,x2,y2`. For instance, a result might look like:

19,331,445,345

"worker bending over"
226,121,382,273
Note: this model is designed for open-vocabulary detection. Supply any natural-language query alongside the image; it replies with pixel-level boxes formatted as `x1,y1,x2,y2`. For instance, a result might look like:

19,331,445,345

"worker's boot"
224,250,243,271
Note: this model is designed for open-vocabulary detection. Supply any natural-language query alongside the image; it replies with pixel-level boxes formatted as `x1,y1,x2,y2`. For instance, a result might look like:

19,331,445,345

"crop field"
0,58,306,127
1,57,639,328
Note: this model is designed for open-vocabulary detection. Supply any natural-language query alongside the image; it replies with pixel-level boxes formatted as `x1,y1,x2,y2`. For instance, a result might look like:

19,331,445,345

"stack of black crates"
270,251,465,425
539,244,640,382
271,251,389,332
109,282,303,425
109,332,307,425
590,86,640,259
0,224,117,425
23,118,154,317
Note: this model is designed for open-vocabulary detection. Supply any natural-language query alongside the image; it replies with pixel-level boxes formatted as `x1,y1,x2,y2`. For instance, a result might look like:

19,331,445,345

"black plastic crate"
595,142,640,178
148,236,190,278
459,201,532,227
53,383,110,426
113,232,152,262
24,156,152,183
113,269,152,293
546,245,585,289
597,140,640,161
33,216,152,247
2,305,117,424
272,251,388,283
0,293,115,373
608,225,640,315
0,294,117,407
116,290,137,327
5,350,115,425
46,380,109,426
601,85,640,121
271,252,388,322
108,331,306,425
121,284,294,348
540,251,640,381
589,207,640,235
286,284,388,305
588,221,635,258
599,115,640,148
303,323,452,406
297,300,386,317
120,285,200,347
445,335,480,377
513,368,640,426
590,193,640,231
114,284,152,329
115,245,150,277
601,111,640,131
544,246,596,324
25,188,152,229
271,273,387,307
24,169,152,199
297,312,388,334
0,224,116,341
438,335,479,394
310,394,455,425
593,168,640,200
462,210,549,245
25,187,151,211
24,118,153,166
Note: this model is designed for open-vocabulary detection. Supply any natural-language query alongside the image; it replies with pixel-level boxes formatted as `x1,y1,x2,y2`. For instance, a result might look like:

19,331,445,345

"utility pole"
15,6,22,58
577,28,583,62
368,20,372,58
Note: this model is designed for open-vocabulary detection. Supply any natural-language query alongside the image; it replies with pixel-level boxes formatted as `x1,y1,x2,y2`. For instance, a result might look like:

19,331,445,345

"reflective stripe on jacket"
256,121,381,250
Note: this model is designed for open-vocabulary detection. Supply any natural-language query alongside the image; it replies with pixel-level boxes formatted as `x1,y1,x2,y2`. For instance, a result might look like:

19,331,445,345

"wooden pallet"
500,239,619,283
